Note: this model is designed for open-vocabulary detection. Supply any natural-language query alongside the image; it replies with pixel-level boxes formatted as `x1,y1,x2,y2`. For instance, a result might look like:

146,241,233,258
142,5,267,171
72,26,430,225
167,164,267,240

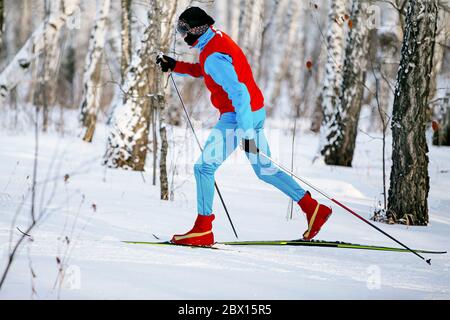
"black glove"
242,139,259,154
156,55,176,72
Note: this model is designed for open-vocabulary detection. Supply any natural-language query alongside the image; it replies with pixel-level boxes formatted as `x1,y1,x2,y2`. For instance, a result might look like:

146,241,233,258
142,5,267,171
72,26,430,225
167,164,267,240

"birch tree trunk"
79,0,111,142
103,0,177,195
387,0,437,226
318,0,348,153
18,1,34,53
287,2,307,117
429,8,448,147
368,5,402,132
322,0,371,166
228,0,241,41
37,0,69,132
309,4,330,132
432,95,450,146
0,0,79,106
262,0,289,115
214,0,228,31
103,17,156,170
0,0,4,53
429,8,449,102
157,0,177,200
269,0,301,108
257,0,280,87
238,0,264,78
120,0,132,81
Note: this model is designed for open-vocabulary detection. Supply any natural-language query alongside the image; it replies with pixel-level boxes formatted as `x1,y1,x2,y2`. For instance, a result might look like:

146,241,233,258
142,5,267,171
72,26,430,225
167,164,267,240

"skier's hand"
242,139,259,154
156,55,176,72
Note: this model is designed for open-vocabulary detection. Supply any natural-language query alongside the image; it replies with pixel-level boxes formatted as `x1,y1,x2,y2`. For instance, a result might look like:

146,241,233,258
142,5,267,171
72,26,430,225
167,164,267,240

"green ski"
218,239,447,254
122,240,221,250
123,239,446,254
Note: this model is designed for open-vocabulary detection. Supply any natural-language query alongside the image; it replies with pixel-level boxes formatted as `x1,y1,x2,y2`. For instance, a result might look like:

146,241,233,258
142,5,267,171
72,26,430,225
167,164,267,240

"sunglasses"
177,20,210,37
176,20,191,37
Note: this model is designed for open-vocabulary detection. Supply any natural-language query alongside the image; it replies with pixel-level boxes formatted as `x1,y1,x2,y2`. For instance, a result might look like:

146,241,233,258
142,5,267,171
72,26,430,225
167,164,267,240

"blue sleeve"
204,53,254,139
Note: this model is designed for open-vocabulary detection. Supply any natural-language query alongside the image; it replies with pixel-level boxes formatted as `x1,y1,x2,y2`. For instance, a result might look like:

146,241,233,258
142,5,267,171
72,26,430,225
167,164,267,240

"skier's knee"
254,165,278,182
194,162,217,176
257,172,272,184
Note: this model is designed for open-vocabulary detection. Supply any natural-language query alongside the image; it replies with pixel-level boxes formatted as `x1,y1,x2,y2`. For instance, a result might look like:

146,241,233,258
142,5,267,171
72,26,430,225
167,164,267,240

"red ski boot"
171,214,215,246
298,192,332,240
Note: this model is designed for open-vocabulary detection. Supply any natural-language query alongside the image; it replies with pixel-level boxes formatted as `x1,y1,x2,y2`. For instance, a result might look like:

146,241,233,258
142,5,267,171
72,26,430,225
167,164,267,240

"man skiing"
156,7,332,246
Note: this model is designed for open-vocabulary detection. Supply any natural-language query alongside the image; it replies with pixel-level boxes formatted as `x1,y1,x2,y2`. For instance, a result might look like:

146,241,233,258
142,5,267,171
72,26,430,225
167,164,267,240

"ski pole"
254,149,431,265
168,72,239,239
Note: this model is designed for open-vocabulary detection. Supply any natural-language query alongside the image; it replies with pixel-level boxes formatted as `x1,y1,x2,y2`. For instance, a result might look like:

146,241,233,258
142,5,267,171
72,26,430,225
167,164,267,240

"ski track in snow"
0,120,449,299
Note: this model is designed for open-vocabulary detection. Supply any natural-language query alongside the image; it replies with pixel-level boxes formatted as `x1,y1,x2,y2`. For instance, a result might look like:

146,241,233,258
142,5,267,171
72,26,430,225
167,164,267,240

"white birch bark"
256,0,280,86
104,24,155,170
431,9,450,146
79,0,111,142
120,0,132,81
238,0,264,77
269,0,302,107
288,1,308,116
157,0,177,200
0,0,4,53
228,0,241,41
309,3,333,132
429,8,449,100
367,2,402,132
321,0,371,166
104,0,177,178
130,1,148,54
214,0,228,30
318,0,348,153
0,0,80,105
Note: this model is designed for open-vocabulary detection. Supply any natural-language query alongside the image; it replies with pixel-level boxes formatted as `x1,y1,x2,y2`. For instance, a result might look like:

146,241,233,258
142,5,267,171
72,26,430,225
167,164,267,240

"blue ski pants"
194,108,306,215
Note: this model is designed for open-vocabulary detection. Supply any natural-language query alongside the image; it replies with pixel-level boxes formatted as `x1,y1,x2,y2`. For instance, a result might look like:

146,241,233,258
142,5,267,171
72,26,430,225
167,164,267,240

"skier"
156,7,332,246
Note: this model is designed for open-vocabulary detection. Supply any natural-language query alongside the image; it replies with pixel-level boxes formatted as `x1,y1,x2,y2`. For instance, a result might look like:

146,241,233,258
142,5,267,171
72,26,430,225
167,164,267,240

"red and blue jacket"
173,27,264,138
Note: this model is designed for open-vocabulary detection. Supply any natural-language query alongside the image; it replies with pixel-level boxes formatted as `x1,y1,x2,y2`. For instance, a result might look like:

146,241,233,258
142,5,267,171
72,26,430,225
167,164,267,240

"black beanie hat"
178,7,215,29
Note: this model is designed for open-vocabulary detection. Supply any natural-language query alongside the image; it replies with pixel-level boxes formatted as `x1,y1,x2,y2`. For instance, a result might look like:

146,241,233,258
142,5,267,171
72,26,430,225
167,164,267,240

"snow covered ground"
0,115,449,299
